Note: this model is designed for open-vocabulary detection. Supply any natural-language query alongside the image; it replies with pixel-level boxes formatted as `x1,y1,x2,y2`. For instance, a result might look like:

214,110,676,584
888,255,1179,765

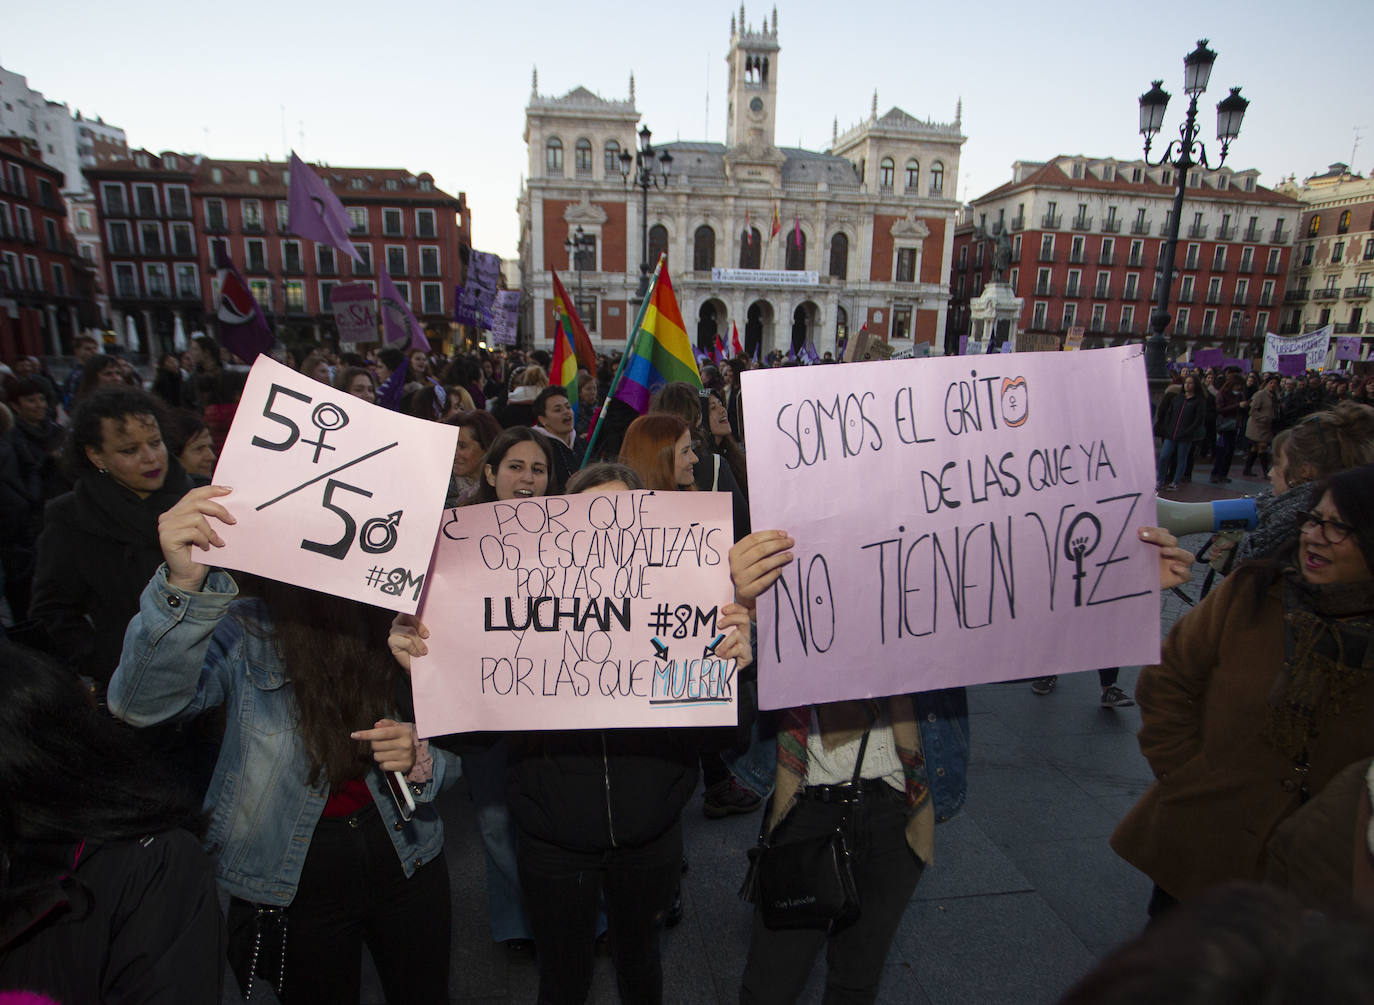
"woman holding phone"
107,485,458,1004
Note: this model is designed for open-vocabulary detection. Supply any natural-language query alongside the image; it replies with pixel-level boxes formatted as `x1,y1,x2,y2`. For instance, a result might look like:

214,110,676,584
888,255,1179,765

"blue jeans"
464,740,532,942
1157,438,1193,485
724,682,778,799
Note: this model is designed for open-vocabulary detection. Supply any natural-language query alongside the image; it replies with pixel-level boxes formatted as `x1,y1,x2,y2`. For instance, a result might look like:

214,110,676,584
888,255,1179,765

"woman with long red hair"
619,414,698,491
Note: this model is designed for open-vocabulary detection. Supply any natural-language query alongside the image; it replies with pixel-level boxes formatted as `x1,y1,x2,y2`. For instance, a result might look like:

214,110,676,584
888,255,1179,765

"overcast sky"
8,0,1373,259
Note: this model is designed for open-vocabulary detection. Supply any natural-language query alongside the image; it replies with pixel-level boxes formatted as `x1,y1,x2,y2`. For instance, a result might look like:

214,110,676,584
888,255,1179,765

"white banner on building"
710,268,820,287
1262,326,1331,373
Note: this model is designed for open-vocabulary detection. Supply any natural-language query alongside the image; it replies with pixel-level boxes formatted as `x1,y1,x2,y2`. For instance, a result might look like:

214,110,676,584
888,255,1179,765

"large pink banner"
741,345,1161,710
212,355,456,613
411,490,737,736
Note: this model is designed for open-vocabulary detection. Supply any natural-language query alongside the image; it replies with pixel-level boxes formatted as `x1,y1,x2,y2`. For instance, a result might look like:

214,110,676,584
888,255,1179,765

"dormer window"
1071,161,1084,179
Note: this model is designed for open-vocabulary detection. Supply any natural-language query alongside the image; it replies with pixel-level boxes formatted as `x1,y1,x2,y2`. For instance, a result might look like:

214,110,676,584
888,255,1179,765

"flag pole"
581,253,666,468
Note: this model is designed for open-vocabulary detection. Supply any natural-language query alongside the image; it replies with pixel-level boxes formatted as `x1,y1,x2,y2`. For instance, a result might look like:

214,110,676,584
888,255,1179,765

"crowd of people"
1,332,1372,1004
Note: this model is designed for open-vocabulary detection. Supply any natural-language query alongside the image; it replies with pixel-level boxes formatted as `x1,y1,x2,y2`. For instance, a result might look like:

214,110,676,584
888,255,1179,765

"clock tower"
725,5,779,151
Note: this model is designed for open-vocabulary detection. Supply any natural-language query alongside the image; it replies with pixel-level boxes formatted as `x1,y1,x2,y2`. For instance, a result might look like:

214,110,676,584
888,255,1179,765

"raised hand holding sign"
210,355,456,612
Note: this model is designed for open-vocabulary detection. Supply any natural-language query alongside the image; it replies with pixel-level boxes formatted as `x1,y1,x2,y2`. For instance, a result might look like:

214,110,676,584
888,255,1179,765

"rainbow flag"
551,269,597,374
550,317,579,418
614,266,700,413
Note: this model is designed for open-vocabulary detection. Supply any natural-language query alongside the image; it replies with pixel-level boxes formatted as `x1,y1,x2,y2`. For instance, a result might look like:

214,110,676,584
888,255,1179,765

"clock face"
749,97,764,113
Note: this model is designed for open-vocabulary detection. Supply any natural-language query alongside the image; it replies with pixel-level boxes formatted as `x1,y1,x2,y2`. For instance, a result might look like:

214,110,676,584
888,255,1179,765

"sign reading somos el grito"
411,490,737,736
211,356,457,613
740,345,1161,710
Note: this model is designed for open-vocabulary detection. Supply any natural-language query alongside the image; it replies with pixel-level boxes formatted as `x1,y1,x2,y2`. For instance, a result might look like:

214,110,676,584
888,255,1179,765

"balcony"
1187,224,1209,239
243,221,264,234
134,203,159,219
1131,219,1151,235
1041,213,1062,229
1183,256,1200,271
1334,322,1362,334
1345,286,1372,300
1199,323,1217,338
114,281,138,298
1094,285,1113,299
1258,293,1274,307
1278,322,1300,334
1118,319,1137,333
1232,291,1250,306
1271,227,1290,243
168,204,193,220
1235,257,1254,274
1068,250,1085,264
171,239,195,259
1177,290,1196,303
317,262,337,276
1064,282,1084,298
348,225,369,237
1101,218,1120,234
283,263,305,276
1127,253,1144,268
1071,216,1093,232
1243,226,1261,242
1088,319,1108,333
1218,225,1236,241
1159,221,1174,236
1265,261,1284,276
1010,214,1025,231
245,257,270,275
1098,253,1116,266
1284,291,1308,303
1367,322,1374,334
417,227,437,240
203,220,228,235
108,238,133,256
176,283,200,301
1033,283,1056,297
1123,285,1141,301
1205,292,1223,305
1037,249,1057,263
1312,288,1340,301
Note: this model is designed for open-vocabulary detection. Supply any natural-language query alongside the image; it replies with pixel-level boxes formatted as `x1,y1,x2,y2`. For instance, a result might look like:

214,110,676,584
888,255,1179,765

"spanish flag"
613,265,700,413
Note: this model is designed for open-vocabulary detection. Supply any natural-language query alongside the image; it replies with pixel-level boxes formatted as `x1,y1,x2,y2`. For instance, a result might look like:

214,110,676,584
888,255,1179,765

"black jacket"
0,830,223,1003
506,728,706,853
29,462,190,687
1154,392,1206,444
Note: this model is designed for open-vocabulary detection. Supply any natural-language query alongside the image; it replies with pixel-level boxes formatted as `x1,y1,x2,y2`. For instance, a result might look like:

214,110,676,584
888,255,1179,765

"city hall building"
517,8,965,358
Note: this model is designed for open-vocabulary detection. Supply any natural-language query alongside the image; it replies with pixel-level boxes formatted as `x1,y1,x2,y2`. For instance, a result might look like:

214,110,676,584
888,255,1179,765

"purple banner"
1192,347,1224,368
488,289,521,345
454,250,503,329
958,335,968,356
1278,353,1307,376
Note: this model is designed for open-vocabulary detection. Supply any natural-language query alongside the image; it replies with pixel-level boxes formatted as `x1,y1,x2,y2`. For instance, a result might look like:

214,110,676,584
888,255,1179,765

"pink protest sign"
740,344,1161,710
331,282,377,348
211,355,456,613
411,490,737,735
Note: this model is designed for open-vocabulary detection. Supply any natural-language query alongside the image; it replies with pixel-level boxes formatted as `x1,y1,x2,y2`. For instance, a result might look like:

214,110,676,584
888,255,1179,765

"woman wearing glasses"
1112,463,1374,918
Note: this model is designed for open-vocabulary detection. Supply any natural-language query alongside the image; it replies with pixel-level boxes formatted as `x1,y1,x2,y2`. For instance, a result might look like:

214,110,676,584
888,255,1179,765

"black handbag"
741,728,871,930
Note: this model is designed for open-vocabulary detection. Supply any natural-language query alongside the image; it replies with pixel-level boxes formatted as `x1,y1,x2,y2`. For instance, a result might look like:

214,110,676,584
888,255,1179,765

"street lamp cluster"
563,225,596,313
619,125,672,298
1138,39,1249,379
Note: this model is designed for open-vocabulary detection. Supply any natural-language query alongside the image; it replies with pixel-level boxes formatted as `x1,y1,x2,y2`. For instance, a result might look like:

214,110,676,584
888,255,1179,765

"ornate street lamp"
563,224,595,315
619,124,672,298
1138,40,1249,379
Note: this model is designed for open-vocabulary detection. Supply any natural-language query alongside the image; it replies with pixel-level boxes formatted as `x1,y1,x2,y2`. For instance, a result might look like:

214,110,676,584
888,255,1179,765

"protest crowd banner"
740,345,1161,710
330,282,379,349
411,490,737,737
210,356,457,613
1262,326,1331,372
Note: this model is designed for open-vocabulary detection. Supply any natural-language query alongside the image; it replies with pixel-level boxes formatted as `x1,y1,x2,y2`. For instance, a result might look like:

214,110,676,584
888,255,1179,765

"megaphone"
1155,496,1258,537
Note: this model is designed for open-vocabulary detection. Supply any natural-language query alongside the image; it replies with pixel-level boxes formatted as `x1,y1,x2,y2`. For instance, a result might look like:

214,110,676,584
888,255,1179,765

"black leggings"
228,801,451,1004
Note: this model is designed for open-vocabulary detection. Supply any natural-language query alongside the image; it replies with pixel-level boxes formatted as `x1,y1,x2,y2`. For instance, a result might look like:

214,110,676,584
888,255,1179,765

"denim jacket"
913,687,970,823
107,567,456,906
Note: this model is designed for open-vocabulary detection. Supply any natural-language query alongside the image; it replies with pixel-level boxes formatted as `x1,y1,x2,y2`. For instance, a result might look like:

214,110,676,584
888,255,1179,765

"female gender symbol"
303,402,350,463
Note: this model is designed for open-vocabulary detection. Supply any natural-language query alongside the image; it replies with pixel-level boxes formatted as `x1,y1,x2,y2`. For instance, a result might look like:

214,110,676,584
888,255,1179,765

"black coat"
1154,392,1206,444
29,462,190,687
506,728,703,853
0,830,223,1003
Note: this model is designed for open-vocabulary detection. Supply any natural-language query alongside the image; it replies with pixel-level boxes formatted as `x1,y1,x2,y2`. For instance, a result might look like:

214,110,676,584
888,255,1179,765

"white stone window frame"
382,207,405,238
137,220,164,256
421,281,444,314
564,196,608,274
889,216,929,284
415,208,438,239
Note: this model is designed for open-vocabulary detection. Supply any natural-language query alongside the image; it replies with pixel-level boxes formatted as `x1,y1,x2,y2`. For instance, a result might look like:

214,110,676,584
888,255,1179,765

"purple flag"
379,269,429,351
1192,347,1224,367
213,246,274,364
376,356,409,411
1277,353,1307,376
454,250,503,328
958,335,969,356
287,152,362,263
802,341,820,364
1335,335,1363,362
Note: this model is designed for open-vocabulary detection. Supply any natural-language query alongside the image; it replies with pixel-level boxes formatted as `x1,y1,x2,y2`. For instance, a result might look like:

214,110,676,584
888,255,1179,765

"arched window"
879,157,894,190
693,225,715,272
829,233,848,279
905,159,919,191
648,224,668,268
1337,210,1350,234
929,161,944,195
546,137,563,174
739,227,761,269
786,226,806,271
1307,214,1321,237
604,140,621,175
574,138,593,175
